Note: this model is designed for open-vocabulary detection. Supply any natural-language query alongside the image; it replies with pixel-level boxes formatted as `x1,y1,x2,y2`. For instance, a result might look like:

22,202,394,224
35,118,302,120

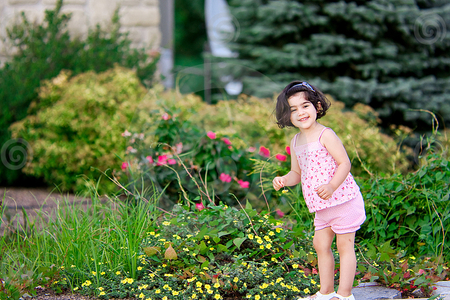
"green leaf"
283,240,294,250
233,237,246,249
245,200,252,210
143,246,161,256
217,244,228,252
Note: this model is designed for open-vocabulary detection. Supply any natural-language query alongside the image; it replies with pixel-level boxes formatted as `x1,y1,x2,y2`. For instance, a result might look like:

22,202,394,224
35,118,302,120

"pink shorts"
314,193,366,234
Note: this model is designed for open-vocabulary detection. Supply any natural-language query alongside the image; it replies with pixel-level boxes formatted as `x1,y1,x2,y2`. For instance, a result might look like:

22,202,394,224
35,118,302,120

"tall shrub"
0,0,158,185
9,66,147,194
224,0,450,130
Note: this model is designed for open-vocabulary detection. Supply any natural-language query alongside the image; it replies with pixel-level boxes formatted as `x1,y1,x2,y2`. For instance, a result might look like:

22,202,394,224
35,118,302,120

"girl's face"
288,92,319,129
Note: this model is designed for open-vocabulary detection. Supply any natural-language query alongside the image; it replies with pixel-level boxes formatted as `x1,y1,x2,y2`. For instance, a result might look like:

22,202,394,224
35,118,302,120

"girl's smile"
288,92,318,130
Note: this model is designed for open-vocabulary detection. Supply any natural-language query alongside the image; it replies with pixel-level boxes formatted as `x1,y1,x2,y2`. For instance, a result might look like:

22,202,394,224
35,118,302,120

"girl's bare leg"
313,227,336,295
334,232,356,297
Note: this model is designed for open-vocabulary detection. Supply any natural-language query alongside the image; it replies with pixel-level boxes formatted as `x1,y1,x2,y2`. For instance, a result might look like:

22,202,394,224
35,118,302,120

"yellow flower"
256,239,263,244
266,244,272,249
116,271,121,275
162,221,171,226
248,234,254,239
172,291,179,295
155,289,161,294
204,235,209,239
73,287,79,291
264,235,271,241
311,279,317,285
304,288,311,294
196,282,202,288
82,280,92,287
101,272,105,275
205,284,211,289
137,267,143,271
255,295,261,300
192,294,197,299
276,227,283,233
233,277,239,283
162,297,168,300
214,294,221,299
260,245,265,249
98,287,104,291
292,264,299,269
139,293,145,299
268,231,275,236
271,257,277,262
150,231,155,235
99,291,106,296
214,283,220,288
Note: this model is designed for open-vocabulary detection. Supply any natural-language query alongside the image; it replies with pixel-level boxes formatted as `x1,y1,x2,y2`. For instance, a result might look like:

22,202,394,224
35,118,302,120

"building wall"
0,0,161,64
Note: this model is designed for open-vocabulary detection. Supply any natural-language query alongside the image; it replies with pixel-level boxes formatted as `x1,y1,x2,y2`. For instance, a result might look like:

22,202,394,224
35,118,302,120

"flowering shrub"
58,202,323,299
117,107,269,207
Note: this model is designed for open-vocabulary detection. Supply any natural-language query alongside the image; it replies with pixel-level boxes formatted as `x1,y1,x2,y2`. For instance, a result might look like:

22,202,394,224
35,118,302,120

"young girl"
272,81,366,300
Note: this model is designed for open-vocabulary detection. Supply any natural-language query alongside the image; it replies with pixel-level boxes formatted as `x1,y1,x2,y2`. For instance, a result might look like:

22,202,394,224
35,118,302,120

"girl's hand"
314,184,335,200
273,176,286,191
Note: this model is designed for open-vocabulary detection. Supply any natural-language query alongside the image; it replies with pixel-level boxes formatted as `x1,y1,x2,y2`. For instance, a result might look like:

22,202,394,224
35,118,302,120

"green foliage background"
223,0,450,131
10,67,147,193
0,0,158,186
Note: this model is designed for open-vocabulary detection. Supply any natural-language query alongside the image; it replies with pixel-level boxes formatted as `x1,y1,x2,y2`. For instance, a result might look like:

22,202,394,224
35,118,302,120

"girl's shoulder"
319,127,342,148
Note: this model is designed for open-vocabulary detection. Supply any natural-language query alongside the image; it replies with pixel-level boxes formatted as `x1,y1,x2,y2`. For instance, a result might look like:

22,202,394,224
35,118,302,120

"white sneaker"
333,294,355,300
297,291,337,300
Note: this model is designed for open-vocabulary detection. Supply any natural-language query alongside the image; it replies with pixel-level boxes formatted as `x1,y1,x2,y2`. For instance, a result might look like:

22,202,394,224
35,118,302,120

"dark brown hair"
275,81,331,129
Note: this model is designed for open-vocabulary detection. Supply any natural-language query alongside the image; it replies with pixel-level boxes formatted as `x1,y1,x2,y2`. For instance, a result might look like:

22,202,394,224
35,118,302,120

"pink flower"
247,147,256,152
121,162,129,170
259,146,270,158
157,155,168,166
175,142,183,154
146,156,154,164
418,269,426,275
228,146,232,150
121,130,132,137
275,154,287,161
237,179,249,188
222,138,231,145
127,146,137,153
286,146,291,155
168,159,177,165
276,209,285,217
207,131,216,139
162,112,170,120
195,202,205,211
219,173,232,183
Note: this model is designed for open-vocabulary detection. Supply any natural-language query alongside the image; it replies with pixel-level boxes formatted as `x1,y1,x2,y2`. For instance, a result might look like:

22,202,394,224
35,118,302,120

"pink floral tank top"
294,127,360,213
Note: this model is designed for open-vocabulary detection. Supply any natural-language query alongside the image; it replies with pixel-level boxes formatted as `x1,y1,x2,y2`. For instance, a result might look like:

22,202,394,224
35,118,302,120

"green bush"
0,0,158,185
359,154,450,262
10,66,147,193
